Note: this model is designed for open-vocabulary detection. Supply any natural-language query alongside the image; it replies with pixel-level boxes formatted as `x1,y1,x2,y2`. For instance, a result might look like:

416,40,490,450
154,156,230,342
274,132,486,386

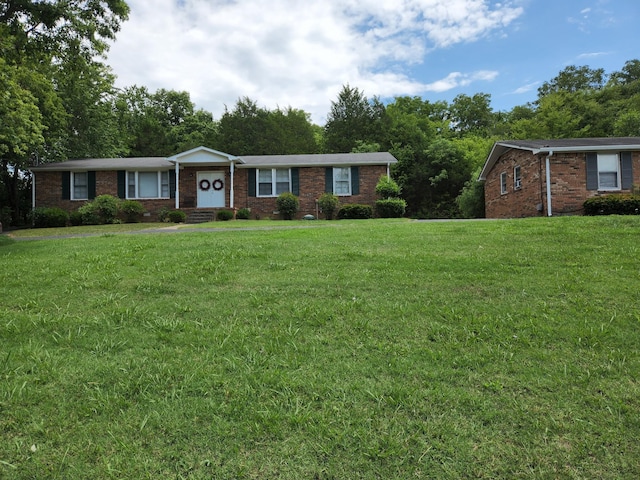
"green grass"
6,222,170,238
1,216,639,478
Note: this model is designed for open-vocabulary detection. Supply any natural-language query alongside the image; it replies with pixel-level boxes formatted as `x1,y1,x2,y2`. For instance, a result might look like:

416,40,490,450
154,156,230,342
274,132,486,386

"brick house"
30,147,397,221
478,137,640,218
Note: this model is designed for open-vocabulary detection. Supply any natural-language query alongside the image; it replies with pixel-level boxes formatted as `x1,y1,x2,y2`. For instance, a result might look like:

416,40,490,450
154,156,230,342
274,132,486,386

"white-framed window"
257,168,291,197
597,153,620,190
514,165,522,190
500,172,508,195
126,171,170,199
333,167,351,195
71,172,88,200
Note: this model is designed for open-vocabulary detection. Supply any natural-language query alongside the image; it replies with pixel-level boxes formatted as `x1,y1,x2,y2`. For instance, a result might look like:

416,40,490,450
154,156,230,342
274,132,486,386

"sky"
106,0,640,125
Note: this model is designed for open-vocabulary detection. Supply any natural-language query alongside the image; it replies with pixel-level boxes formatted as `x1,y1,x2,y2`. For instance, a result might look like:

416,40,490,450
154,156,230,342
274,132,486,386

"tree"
449,93,495,136
324,85,388,153
537,65,606,98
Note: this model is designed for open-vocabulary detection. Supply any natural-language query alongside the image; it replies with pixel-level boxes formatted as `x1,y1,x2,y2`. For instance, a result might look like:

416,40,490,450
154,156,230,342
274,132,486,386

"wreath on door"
199,179,211,191
212,179,224,191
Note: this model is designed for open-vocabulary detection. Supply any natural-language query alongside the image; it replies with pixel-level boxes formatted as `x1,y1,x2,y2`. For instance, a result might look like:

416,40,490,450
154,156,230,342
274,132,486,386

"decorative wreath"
212,179,224,191
199,179,211,191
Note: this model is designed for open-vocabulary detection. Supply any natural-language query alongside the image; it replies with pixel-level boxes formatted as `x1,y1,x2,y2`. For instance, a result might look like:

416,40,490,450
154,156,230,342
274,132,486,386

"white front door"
197,171,226,208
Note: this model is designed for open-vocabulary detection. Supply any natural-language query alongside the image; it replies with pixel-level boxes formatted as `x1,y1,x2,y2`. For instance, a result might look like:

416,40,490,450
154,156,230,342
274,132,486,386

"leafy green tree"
324,85,388,153
537,65,606,98
449,93,495,136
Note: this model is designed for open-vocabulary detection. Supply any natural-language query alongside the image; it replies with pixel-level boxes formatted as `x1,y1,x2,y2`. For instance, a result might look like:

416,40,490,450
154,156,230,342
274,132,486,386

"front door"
197,171,225,208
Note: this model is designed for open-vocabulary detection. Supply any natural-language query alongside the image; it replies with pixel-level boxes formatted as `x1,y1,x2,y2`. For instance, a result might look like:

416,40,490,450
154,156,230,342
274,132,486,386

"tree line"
2,1,640,225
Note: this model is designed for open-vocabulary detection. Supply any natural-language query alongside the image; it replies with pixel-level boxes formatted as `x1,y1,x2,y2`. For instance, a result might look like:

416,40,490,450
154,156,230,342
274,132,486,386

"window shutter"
117,170,126,198
248,168,256,197
61,172,70,200
586,153,598,190
88,171,96,199
621,152,633,190
325,168,333,193
291,167,300,195
169,170,176,199
351,166,360,195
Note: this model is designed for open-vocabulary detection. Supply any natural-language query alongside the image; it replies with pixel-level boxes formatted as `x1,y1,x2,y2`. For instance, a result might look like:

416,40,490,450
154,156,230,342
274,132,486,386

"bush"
375,198,406,218
456,173,486,218
276,192,299,220
337,204,373,219
317,193,340,220
157,207,171,222
217,210,234,221
29,207,69,228
167,210,186,223
69,210,83,226
584,194,640,215
78,195,119,225
0,206,12,227
375,175,401,199
119,200,145,223
236,207,250,220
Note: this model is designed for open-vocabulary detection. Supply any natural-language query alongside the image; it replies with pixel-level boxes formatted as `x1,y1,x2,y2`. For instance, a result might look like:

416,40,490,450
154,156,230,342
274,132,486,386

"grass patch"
6,223,170,239
1,216,639,478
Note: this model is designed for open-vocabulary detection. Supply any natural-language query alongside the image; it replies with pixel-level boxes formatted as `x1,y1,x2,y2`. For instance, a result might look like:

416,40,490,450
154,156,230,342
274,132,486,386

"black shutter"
61,172,70,200
325,167,333,193
117,170,126,198
291,167,299,195
248,168,256,197
169,170,176,199
621,152,633,190
88,171,96,199
586,153,598,190
351,166,360,195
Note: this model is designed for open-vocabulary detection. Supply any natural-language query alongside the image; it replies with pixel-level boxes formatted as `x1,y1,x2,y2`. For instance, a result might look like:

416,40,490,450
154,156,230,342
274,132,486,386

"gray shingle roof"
237,152,397,167
30,157,172,171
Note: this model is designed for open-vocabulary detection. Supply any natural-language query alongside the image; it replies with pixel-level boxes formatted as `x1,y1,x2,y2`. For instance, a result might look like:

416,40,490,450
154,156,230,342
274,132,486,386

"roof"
29,149,397,172
237,152,397,168
30,157,172,171
479,137,640,181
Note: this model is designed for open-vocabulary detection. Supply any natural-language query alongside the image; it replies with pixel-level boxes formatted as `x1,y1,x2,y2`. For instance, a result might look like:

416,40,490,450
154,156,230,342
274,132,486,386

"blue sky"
106,0,639,124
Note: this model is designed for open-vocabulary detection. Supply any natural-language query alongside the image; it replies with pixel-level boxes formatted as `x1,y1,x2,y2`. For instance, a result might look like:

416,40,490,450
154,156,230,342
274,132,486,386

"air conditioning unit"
515,179,522,189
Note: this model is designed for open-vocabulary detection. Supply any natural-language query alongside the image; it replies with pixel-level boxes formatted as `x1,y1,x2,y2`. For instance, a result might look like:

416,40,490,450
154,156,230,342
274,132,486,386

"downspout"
174,161,180,209
32,171,36,212
230,160,235,209
386,163,390,178
545,151,553,217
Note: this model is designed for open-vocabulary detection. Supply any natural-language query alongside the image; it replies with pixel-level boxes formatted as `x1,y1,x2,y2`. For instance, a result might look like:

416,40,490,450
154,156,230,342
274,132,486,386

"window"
333,167,351,195
514,166,522,190
597,153,620,190
500,172,508,195
126,171,170,198
72,172,88,200
257,168,291,197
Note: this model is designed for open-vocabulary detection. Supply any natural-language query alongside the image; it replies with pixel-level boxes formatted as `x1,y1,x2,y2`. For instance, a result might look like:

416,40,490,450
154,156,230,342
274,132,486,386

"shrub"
78,195,119,225
0,206,12,227
584,194,640,215
157,207,171,222
375,175,401,199
119,200,145,223
337,204,373,219
236,207,250,220
276,192,299,220
167,210,186,223
29,207,69,228
217,210,234,221
375,198,407,218
69,210,83,226
317,193,340,220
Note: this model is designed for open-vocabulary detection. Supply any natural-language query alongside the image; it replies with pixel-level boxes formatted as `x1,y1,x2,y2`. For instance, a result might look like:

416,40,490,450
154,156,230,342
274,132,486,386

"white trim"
71,171,89,200
500,172,508,195
596,152,621,191
546,153,553,217
32,171,36,211
125,170,171,199
256,168,291,197
175,162,180,209
230,161,235,209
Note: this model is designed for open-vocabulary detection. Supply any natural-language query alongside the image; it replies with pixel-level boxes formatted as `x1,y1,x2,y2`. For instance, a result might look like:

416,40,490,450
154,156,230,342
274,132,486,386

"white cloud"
107,0,522,123
511,81,540,94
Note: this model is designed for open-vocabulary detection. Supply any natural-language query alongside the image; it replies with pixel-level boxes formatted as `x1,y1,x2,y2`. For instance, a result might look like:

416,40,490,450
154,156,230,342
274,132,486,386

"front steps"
186,209,217,224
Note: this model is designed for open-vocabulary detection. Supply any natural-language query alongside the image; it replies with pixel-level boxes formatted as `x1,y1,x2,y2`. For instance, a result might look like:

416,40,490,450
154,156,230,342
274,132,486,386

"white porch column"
174,161,180,209
230,160,235,209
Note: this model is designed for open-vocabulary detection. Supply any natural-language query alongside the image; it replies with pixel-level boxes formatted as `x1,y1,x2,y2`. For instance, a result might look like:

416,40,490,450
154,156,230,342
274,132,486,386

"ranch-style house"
30,147,397,221
479,137,640,218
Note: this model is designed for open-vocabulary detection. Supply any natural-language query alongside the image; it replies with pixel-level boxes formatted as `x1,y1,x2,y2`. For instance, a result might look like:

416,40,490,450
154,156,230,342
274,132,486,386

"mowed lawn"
1,217,639,479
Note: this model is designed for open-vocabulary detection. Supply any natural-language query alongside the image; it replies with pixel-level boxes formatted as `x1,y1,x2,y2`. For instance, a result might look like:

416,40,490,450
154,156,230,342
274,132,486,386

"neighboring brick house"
30,147,397,221
479,137,640,218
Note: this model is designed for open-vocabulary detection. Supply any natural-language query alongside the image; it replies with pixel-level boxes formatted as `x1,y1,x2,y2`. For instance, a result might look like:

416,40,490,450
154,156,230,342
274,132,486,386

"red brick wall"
485,150,640,218
234,165,387,219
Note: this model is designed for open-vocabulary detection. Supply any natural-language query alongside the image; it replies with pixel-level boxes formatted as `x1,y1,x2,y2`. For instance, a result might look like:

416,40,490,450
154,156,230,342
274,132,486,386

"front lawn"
1,216,639,478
